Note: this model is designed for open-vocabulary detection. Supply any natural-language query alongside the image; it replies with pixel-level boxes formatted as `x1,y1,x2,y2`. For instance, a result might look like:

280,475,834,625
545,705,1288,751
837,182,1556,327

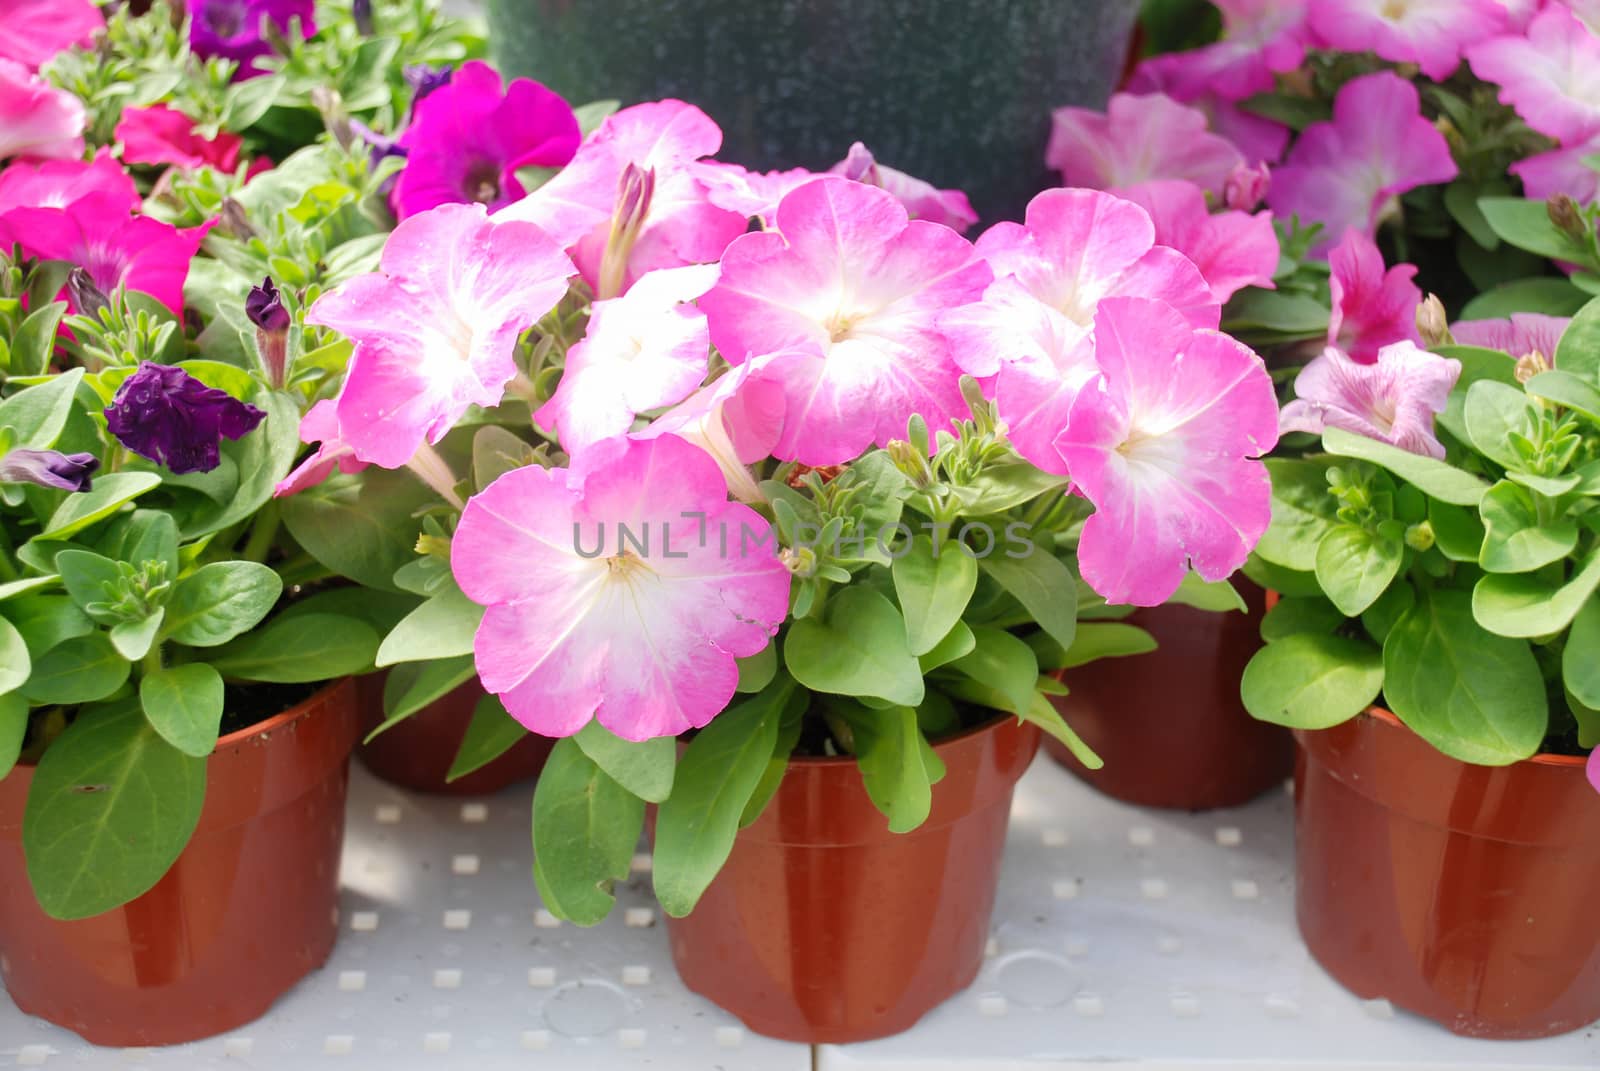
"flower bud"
66,267,110,320
405,65,452,115
352,0,373,34
1223,162,1270,213
597,164,656,299
247,276,291,388
1404,521,1435,553
0,447,99,493
1516,349,1552,384
1416,294,1451,349
1548,194,1588,243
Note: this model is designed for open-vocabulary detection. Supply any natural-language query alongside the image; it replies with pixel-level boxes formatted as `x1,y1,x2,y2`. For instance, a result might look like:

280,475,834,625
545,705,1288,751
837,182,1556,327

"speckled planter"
487,0,1140,222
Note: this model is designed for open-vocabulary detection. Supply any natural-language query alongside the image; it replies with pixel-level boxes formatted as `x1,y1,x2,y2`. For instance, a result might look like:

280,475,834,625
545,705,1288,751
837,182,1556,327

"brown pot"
666,713,1040,1043
0,678,360,1046
1295,708,1600,1038
354,673,553,795
1044,583,1294,809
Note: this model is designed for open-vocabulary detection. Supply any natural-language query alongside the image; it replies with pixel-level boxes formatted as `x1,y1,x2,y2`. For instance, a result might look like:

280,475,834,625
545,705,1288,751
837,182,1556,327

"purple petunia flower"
105,363,267,474
0,447,98,492
186,0,315,80
245,275,290,331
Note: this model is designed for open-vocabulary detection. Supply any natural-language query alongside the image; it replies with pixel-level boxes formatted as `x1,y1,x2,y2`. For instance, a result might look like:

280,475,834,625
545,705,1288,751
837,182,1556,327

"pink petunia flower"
700,177,991,466
1118,180,1279,304
306,202,575,468
1588,748,1598,794
1126,60,1292,165
1326,229,1421,364
941,188,1219,475
451,434,791,741
1451,313,1571,359
0,0,101,70
1512,137,1600,203
1055,296,1279,607
1468,6,1600,144
1268,72,1457,257
500,99,748,297
117,104,245,172
0,192,203,313
534,264,719,457
1280,341,1461,459
1047,93,1245,199
693,161,817,225
828,142,979,233
1128,0,1308,103
272,399,368,497
0,58,84,162
392,61,581,221
1310,0,1506,82
0,150,138,215
632,359,787,503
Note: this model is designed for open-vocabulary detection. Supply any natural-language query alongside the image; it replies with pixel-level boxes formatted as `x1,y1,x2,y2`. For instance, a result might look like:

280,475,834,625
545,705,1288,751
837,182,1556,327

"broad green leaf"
280,466,435,591
1258,458,1339,570
178,391,301,539
948,626,1040,718
109,610,164,661
95,511,179,578
735,643,777,694
1473,547,1600,637
1165,572,1248,612
53,549,121,618
1241,633,1383,730
1322,427,1490,506
1221,288,1330,337
1527,369,1600,424
1429,500,1486,562
375,583,483,666
529,738,644,926
978,550,1077,652
0,616,28,695
23,701,206,920
4,304,69,380
1315,524,1404,616
1459,278,1588,320
653,678,792,917
163,561,281,647
471,425,533,490
1555,295,1600,384
0,367,82,447
0,692,24,778
956,462,1070,515
373,654,476,736
784,587,924,706
834,702,944,834
36,473,163,541
740,692,805,828
4,595,91,658
0,576,58,602
1031,621,1157,669
207,612,379,683
1385,589,1546,764
1564,595,1600,709
272,586,419,635
1241,554,1324,597
574,720,675,803
1478,480,1578,573
1361,581,1417,645
1016,691,1103,769
139,664,225,757
1259,595,1344,641
20,634,129,705
1463,380,1533,471
892,536,978,655
918,619,975,672
1478,197,1587,263
446,695,528,783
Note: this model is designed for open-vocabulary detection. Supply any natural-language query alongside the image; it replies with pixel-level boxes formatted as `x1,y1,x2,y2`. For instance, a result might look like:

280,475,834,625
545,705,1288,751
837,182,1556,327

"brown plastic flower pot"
1295,708,1600,1038
1044,583,1294,809
666,713,1040,1043
354,672,554,795
0,678,360,1046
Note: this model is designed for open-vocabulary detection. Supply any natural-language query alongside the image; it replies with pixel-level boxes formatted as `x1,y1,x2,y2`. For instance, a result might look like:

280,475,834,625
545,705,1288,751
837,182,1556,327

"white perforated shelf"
2,757,1598,1069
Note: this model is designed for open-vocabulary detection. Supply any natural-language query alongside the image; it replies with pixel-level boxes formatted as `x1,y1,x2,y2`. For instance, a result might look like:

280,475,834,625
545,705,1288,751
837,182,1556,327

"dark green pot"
487,0,1140,223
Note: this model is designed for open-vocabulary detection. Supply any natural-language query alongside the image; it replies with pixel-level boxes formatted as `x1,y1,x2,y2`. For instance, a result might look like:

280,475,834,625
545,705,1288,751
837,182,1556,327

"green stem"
142,643,162,680
0,525,18,582
239,500,281,563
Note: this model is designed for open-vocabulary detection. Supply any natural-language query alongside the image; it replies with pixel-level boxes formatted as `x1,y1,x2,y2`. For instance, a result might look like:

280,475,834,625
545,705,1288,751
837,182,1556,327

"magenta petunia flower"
1055,296,1279,607
0,192,204,314
828,142,979,234
392,61,580,221
0,58,84,162
106,363,267,475
1280,341,1461,460
1468,6,1600,144
116,104,245,172
1513,137,1600,204
1128,0,1308,103
1268,72,1457,257
1326,229,1421,364
0,151,138,215
699,177,991,467
1588,748,1599,794
307,202,574,468
1452,313,1570,359
187,0,314,79
1119,179,1279,304
272,399,368,497
0,0,101,71
451,434,791,741
1047,93,1245,199
0,447,98,492
1310,0,1506,82
535,263,718,457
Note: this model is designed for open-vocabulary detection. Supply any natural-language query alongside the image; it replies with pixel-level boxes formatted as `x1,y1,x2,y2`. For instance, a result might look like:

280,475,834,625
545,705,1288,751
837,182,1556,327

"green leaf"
1384,589,1546,764
1459,278,1589,320
139,664,224,757
4,304,68,380
1315,524,1404,616
0,576,58,603
280,466,435,591
1478,197,1587,263
735,643,777,694
178,391,301,539
1555,295,1600,384
891,536,978,655
1478,480,1578,573
1473,546,1600,637
96,511,179,578
1034,621,1157,670
574,720,675,804
834,702,944,834
1322,427,1490,506
1016,691,1102,769
1241,633,1383,730
947,626,1041,717
1242,554,1324,597
1564,595,1600,709
1462,380,1534,469
109,610,164,661
1259,595,1344,641
0,616,29,695
4,595,91,659
740,692,804,828
36,473,163,541
1527,369,1600,424
784,587,924,706
23,701,206,920
956,462,1070,515
471,425,533,490
0,692,25,779
446,695,528,783
375,583,483,666
978,550,1077,652
21,634,129,705
0,367,82,447
373,654,476,736
529,738,644,926
1361,581,1416,646
1429,500,1486,562
1221,288,1330,338
1258,458,1339,570
207,612,379,683
163,561,281,647
653,678,792,917
1445,181,1500,249
1164,572,1248,612
53,548,121,619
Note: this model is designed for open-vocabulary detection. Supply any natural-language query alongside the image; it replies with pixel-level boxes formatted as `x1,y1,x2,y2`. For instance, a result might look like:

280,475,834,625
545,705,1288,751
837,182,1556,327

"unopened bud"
886,439,934,488
1223,162,1270,213
1548,194,1588,243
597,164,656,299
1404,521,1435,553
1416,294,1452,349
66,267,110,320
246,276,290,388
352,0,374,34
415,532,452,559
780,544,818,577
217,197,255,240
1515,349,1552,384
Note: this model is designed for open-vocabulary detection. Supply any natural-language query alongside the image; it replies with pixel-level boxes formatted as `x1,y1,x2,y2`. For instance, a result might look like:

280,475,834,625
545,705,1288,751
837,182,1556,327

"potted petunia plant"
286,74,1280,1040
